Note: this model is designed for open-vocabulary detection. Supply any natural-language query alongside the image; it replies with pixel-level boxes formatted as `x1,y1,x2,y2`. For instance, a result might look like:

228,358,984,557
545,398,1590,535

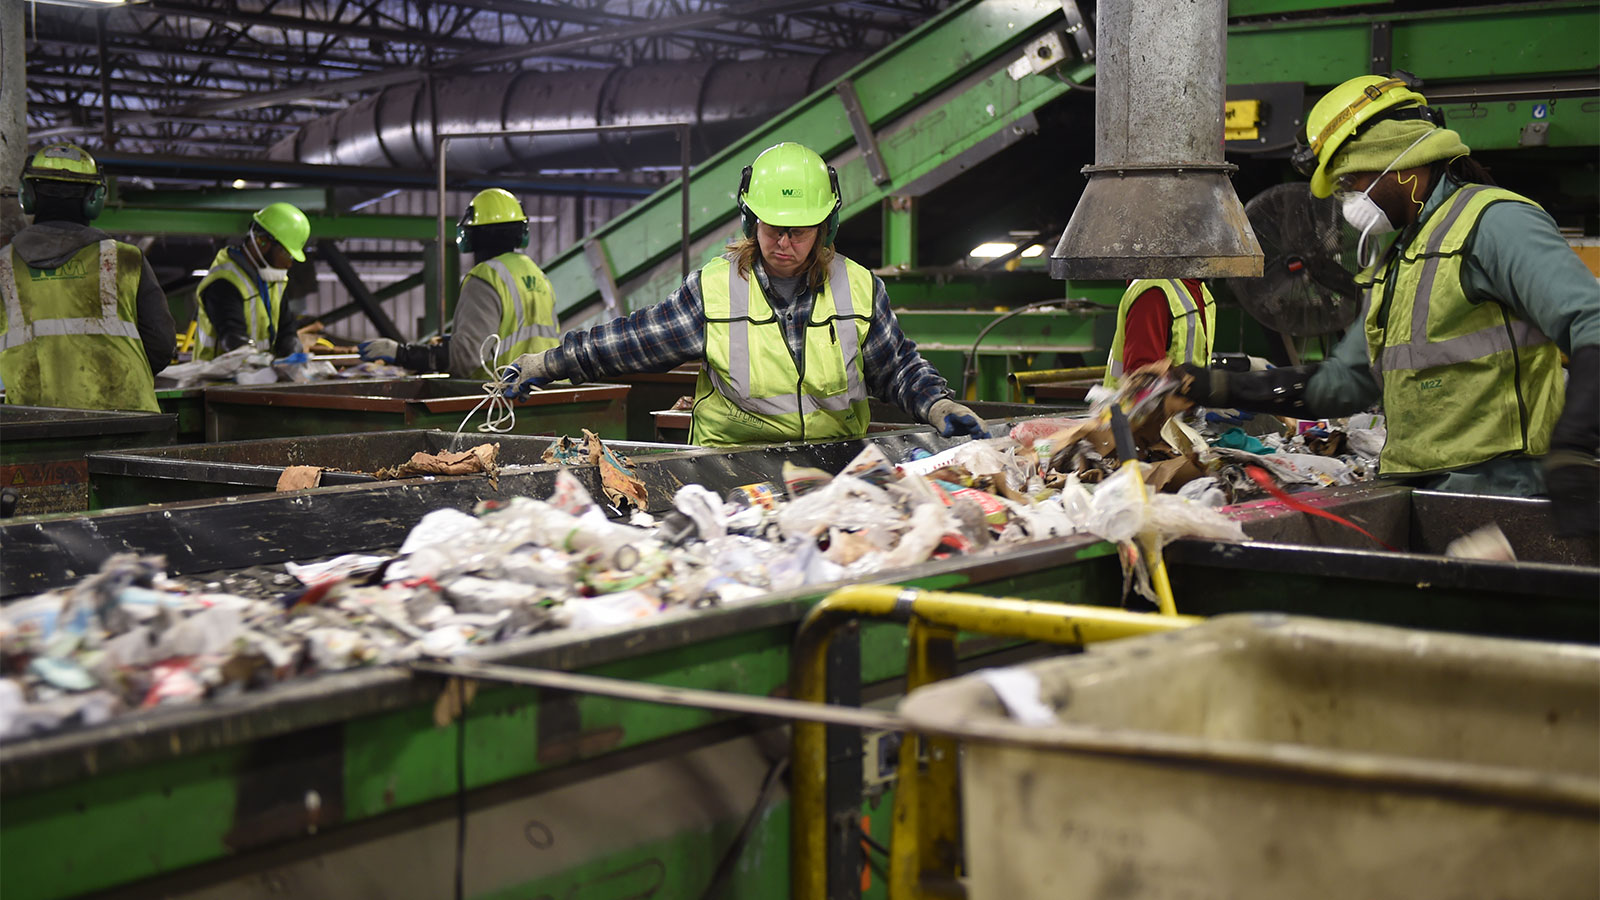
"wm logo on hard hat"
781,189,797,196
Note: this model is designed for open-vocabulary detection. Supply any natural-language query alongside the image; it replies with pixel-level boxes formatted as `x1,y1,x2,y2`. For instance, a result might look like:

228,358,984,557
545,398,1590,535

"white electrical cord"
452,334,539,439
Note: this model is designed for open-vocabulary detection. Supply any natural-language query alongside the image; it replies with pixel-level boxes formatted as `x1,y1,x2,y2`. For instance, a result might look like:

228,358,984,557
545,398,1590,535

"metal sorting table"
902,615,1599,900
0,433,1595,899
0,405,177,517
200,378,630,442
86,430,686,510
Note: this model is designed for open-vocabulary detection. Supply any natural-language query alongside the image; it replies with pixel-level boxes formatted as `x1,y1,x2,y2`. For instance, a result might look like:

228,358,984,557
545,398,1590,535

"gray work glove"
358,338,400,363
505,350,557,398
928,398,989,439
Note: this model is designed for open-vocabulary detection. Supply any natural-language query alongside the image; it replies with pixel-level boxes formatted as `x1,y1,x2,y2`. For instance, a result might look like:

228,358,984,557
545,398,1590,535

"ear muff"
17,176,106,220
737,165,757,239
454,208,474,254
822,165,841,245
82,181,106,221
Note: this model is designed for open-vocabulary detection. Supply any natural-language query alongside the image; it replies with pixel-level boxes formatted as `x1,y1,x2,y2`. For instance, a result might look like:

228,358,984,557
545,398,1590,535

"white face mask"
1335,128,1434,268
244,233,289,282
1342,191,1394,268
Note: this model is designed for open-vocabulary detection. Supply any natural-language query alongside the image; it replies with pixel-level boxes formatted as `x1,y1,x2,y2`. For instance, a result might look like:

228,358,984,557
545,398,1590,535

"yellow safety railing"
790,585,1199,900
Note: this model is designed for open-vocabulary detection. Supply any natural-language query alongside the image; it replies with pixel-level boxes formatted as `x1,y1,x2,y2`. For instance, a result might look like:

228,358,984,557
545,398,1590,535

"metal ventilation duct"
269,54,865,173
1049,0,1262,279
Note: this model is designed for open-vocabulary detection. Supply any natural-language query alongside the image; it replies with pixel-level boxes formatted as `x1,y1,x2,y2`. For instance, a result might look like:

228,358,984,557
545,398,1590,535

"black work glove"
1545,346,1599,538
1175,363,1322,416
1173,364,1219,405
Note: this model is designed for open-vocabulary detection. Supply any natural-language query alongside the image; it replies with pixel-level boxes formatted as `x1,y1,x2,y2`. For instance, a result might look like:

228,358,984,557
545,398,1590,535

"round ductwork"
270,53,867,172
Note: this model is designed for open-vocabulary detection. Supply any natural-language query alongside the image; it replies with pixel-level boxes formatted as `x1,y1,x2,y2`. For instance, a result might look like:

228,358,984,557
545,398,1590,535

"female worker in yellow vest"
193,202,309,360
1178,73,1599,536
503,142,986,446
357,188,558,378
1102,278,1216,387
1,143,174,412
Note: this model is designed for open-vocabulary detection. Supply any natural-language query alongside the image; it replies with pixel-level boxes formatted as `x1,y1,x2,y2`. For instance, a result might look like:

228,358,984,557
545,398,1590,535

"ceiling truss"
24,0,949,166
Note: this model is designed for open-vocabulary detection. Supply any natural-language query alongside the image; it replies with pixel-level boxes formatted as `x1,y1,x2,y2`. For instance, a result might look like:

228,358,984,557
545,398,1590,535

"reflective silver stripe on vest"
1373,186,1553,376
0,248,24,351
208,260,269,339
1169,278,1201,365
484,259,558,360
709,260,868,417
1106,280,1200,380
0,241,138,351
827,258,865,406
1379,317,1551,374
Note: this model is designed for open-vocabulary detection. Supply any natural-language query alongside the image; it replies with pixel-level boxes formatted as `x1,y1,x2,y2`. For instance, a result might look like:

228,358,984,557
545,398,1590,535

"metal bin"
900,614,1600,900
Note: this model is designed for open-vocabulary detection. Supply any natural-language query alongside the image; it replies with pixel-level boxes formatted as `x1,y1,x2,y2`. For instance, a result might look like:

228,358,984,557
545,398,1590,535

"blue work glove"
504,350,556,399
928,398,989,439
358,338,400,363
272,351,310,366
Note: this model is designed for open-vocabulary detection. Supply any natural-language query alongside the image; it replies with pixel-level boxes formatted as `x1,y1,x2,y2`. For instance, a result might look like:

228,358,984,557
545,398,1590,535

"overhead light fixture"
969,242,1016,259
231,179,248,189
189,269,208,277
1020,244,1044,258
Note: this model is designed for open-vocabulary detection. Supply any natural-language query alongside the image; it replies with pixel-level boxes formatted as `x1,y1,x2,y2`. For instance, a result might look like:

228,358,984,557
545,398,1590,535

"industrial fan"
1224,183,1361,338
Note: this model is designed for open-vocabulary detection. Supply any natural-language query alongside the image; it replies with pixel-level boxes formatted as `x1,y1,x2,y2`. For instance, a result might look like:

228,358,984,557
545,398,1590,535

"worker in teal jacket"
1180,74,1598,536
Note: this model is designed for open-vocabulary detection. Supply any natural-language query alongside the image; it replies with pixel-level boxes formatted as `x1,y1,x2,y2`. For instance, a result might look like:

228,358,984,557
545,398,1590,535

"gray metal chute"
269,53,866,173
1050,0,1263,279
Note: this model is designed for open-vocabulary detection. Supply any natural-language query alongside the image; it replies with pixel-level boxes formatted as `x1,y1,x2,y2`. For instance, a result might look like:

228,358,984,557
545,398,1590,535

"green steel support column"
882,196,918,272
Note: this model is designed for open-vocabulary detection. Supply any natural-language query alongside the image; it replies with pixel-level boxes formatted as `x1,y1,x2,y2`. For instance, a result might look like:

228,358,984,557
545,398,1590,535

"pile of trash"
0,413,1257,740
157,343,405,389
1007,362,1384,507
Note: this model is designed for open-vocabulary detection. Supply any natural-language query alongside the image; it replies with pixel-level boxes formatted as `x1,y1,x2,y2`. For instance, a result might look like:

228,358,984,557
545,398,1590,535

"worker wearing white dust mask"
358,188,558,379
1178,73,1599,536
193,201,309,361
504,141,987,446
1,143,174,411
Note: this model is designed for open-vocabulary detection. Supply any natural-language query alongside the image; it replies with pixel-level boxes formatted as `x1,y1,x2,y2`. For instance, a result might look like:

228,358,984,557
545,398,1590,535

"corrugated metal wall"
307,189,642,343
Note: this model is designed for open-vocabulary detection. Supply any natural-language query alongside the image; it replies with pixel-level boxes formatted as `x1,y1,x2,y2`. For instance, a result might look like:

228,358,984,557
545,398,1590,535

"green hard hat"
23,143,102,184
252,201,310,262
741,142,837,227
463,188,527,226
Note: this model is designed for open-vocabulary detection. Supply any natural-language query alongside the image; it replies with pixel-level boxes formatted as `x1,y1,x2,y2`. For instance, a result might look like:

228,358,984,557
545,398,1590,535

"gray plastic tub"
900,614,1600,900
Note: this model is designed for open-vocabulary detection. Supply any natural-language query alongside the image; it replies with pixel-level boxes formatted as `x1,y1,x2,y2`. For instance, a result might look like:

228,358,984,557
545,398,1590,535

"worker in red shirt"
1102,277,1215,387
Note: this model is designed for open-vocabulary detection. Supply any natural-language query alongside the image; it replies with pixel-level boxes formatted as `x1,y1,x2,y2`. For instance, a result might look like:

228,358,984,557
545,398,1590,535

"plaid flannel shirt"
549,255,951,422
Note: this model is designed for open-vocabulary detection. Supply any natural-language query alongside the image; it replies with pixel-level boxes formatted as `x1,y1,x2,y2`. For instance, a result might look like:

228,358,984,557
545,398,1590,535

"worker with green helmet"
1,143,174,411
1179,73,1599,536
504,141,984,446
193,201,309,360
358,188,558,378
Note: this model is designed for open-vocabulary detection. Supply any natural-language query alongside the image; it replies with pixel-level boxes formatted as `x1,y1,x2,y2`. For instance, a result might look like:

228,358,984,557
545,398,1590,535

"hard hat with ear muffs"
19,143,108,221
737,142,841,245
455,188,530,254
1291,72,1446,198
